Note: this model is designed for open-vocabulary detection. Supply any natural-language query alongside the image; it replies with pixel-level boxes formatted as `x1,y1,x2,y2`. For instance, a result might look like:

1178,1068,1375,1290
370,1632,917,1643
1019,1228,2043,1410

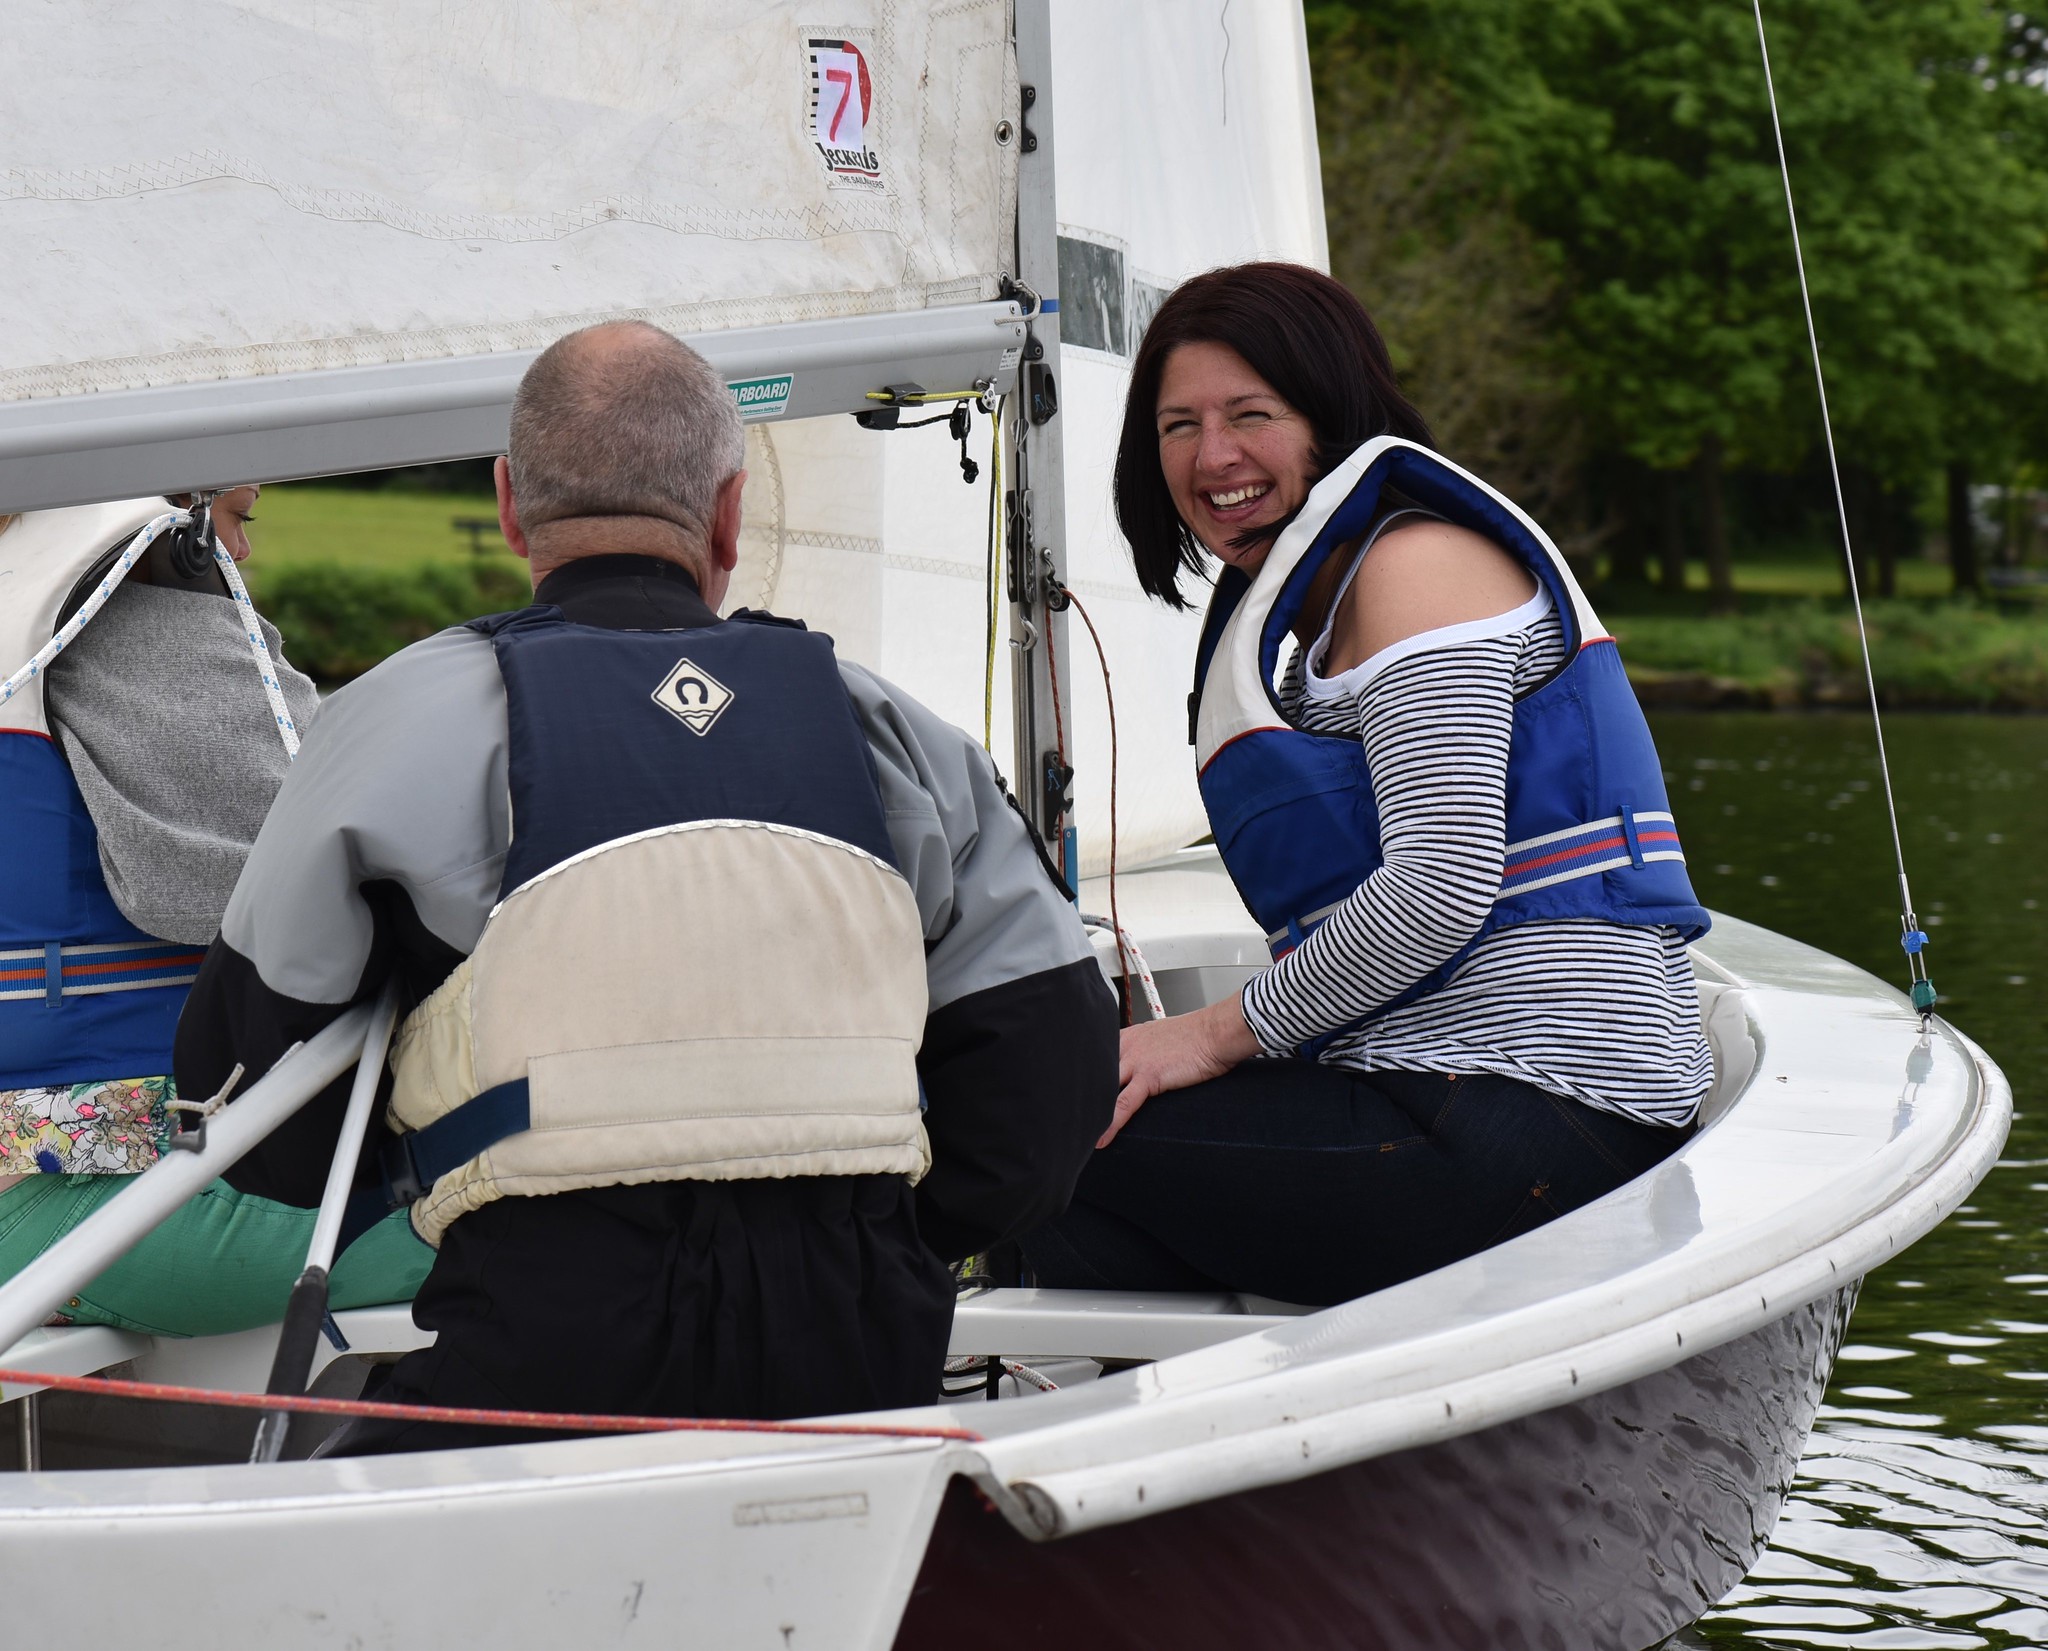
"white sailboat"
0,4,2008,1646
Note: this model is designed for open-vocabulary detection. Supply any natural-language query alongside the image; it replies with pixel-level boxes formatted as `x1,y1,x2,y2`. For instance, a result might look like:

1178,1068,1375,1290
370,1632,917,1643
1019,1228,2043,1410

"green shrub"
256,558,529,684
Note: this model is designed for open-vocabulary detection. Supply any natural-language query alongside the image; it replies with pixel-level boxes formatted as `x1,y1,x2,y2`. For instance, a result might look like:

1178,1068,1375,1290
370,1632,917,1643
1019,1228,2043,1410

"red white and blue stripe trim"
1501,809,1684,896
0,940,205,1005
1262,808,1687,956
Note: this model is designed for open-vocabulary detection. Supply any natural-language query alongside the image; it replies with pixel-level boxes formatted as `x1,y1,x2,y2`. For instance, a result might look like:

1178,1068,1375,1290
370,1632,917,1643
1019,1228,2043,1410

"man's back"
177,556,1115,1449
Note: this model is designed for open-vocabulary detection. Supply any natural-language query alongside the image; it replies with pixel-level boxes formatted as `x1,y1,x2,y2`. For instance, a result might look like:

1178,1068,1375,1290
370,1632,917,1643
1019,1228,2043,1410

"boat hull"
898,1284,1856,1651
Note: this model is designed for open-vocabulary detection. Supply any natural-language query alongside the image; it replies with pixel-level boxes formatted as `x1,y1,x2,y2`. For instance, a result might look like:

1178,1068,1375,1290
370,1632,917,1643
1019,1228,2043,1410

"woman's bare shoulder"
1335,518,1539,662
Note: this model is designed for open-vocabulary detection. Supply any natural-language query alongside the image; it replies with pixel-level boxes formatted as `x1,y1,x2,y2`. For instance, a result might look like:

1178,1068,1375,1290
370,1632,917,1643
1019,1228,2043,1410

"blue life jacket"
0,501,204,1091
474,603,900,893
0,737,205,1089
1192,438,1707,1049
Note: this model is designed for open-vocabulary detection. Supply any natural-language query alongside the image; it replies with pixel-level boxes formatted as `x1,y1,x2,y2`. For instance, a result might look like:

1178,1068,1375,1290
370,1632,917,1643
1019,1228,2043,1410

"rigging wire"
1043,573,1069,765
1062,583,1164,1024
1752,0,1935,1019
984,397,1004,751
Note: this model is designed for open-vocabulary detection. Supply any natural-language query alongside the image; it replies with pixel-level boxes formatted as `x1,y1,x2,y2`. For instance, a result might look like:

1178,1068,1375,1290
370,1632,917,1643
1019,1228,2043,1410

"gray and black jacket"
174,553,1117,1261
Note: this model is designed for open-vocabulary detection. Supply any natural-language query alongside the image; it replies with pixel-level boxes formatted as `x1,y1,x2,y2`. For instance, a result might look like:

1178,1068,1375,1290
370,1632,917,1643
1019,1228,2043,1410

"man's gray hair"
508,321,744,538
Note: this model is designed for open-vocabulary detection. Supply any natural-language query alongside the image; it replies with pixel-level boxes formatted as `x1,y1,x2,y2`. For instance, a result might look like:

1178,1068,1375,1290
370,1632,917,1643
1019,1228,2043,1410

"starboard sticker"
727,373,794,421
804,31,884,193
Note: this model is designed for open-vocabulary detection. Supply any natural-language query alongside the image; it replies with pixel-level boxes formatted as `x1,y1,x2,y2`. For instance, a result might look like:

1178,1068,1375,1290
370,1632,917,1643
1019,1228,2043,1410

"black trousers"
335,1173,954,1454
1020,1062,1691,1308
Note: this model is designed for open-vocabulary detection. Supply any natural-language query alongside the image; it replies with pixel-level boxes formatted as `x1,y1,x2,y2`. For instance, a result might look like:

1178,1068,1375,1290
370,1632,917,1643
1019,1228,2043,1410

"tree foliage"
1309,0,2048,574
1310,21,1593,549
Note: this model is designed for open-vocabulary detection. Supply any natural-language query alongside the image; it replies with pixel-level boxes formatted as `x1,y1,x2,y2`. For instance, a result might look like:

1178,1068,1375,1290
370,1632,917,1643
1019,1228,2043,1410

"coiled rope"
1753,1,1936,1019
0,1363,982,1443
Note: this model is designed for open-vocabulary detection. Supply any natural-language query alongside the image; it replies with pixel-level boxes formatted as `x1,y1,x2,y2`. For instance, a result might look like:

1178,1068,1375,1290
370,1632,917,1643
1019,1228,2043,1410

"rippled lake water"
1640,713,2048,1651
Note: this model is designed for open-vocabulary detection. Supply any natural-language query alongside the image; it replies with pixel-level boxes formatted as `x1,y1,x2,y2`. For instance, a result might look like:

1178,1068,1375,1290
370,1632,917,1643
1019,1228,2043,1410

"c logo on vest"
651,656,735,735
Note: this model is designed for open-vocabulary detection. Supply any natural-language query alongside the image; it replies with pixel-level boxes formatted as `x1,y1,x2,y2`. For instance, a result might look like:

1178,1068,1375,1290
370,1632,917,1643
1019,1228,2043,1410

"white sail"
1,0,1014,400
1,0,1324,877
736,0,1327,873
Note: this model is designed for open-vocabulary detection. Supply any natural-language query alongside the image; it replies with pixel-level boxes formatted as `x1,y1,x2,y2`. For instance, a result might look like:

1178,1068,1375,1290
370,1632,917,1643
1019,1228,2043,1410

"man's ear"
707,469,747,574
495,457,531,565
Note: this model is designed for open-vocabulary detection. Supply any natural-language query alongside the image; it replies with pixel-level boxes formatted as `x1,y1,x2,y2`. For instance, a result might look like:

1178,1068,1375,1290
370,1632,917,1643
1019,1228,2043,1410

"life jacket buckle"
378,1133,426,1208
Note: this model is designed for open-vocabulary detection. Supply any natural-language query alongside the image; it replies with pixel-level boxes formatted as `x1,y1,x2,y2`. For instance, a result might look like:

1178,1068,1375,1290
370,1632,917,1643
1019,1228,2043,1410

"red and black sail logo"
806,36,882,189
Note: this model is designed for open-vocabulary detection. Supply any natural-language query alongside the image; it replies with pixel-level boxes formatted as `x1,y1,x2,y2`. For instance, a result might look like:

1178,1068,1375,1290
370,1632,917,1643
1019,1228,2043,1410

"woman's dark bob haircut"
1114,261,1432,609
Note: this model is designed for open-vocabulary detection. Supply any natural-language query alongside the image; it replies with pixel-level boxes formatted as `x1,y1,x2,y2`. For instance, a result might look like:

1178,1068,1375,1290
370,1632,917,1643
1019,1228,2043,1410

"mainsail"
0,0,1325,874
1,0,1016,399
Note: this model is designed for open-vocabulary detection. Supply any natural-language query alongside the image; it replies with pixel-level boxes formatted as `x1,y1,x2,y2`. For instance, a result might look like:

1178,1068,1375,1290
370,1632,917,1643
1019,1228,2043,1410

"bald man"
175,323,1116,1451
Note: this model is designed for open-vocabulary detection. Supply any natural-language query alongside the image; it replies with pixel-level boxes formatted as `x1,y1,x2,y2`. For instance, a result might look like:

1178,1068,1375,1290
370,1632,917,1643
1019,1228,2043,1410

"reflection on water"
1645,713,2048,1650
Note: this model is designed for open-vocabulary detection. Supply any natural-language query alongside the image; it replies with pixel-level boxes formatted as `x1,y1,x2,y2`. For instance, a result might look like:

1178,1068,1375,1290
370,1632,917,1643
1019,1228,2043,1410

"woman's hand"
1101,993,1261,1148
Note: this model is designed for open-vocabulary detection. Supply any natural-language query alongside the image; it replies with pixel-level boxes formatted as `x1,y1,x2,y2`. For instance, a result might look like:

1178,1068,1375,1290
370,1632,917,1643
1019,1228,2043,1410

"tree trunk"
1607,521,1649,586
1837,463,1876,599
1695,435,1736,613
1875,483,1900,600
1657,469,1688,593
1946,460,1980,594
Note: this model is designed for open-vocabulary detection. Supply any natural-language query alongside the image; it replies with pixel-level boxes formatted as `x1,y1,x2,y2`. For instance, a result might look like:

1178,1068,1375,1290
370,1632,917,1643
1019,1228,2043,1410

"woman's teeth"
1207,484,1270,509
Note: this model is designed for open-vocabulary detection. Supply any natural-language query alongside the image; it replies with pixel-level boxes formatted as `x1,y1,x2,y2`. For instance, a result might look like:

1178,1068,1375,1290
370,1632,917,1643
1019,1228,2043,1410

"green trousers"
0,1174,431,1338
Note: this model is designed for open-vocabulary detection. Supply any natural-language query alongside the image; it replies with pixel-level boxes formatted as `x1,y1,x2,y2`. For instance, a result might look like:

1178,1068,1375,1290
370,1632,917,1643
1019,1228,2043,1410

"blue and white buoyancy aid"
381,604,932,1244
1192,437,1708,1041
0,501,210,1090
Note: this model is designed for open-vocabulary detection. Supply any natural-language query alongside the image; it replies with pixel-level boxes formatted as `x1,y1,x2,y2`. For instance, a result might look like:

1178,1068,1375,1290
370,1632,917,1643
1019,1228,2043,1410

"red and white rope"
0,1363,983,1443
1063,587,1165,1023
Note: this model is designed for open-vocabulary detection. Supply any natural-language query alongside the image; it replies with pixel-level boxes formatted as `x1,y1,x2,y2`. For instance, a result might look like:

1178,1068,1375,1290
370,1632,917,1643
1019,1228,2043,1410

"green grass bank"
237,485,520,683
1599,565,2048,711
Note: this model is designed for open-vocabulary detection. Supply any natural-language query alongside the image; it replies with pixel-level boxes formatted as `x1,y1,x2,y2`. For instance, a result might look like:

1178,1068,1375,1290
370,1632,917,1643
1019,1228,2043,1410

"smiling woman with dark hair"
1113,261,1434,607
1021,262,1714,1307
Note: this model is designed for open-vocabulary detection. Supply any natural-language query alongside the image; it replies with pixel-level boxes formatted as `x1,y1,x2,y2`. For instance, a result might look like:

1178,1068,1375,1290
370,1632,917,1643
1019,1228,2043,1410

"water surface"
1643,713,2048,1650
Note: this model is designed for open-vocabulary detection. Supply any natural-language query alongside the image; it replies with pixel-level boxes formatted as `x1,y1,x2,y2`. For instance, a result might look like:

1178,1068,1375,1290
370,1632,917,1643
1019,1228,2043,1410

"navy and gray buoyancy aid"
381,604,931,1244
0,501,208,1090
1192,437,1708,1041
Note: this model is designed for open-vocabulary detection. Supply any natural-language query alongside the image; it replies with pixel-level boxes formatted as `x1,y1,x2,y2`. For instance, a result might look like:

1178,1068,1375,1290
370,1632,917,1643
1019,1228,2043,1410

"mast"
1007,0,1077,886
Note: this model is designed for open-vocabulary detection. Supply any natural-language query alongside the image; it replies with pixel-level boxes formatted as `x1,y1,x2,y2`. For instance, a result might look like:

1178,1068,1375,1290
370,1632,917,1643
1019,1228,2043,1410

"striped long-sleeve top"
1237,536,1712,1130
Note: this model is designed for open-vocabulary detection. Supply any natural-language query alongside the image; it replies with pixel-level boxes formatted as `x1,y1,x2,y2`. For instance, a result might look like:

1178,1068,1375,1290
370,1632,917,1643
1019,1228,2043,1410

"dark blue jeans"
1019,1061,1690,1307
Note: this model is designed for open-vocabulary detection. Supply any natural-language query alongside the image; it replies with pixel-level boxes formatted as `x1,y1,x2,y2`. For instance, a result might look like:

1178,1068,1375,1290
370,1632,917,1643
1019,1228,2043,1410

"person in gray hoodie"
0,489,431,1336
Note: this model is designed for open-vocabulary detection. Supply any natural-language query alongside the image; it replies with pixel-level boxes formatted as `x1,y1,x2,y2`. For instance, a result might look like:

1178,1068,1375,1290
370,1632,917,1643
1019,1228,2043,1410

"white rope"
1083,914,1165,1021
0,505,299,764
1752,1,1933,1015
213,544,300,759
0,511,180,709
